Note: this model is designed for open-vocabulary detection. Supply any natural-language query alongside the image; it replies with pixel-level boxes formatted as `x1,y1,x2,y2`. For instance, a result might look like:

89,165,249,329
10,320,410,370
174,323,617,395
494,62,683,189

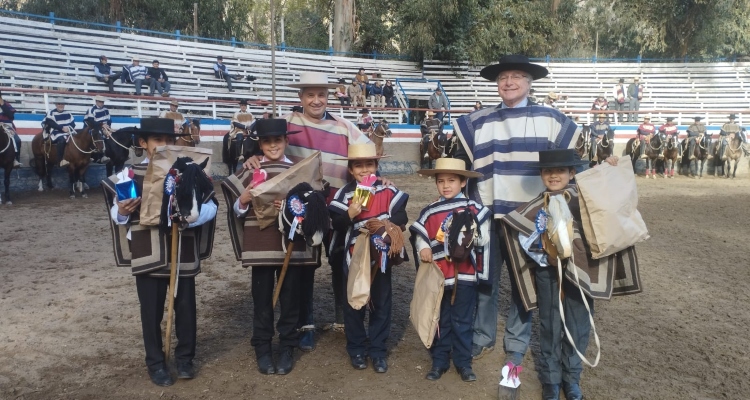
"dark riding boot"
588,138,596,161
687,139,696,160
56,140,69,167
639,136,647,159
235,133,245,161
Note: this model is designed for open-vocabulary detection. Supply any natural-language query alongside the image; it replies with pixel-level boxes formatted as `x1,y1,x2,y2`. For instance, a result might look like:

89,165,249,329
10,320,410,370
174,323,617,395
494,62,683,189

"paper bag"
140,145,213,226
250,151,323,230
576,155,649,258
409,262,444,348
347,230,371,310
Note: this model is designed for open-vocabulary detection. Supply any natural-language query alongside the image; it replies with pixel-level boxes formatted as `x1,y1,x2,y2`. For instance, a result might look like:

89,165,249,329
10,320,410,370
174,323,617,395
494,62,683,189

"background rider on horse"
589,113,610,161
685,116,709,161
84,95,112,164
636,115,655,160
43,97,77,167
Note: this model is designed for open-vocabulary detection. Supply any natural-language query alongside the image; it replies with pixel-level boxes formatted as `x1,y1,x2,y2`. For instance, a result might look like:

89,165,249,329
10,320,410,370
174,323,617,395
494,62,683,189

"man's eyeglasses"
497,74,528,83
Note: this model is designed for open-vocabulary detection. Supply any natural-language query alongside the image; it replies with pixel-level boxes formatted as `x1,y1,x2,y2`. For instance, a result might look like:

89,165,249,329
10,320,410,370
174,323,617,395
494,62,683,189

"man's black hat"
360,108,370,114
666,117,675,122
619,78,625,83
239,99,248,106
694,116,703,121
137,118,190,138
217,56,223,60
152,60,159,64
338,78,346,84
729,114,737,119
525,149,588,169
480,54,549,81
99,55,107,61
253,118,300,138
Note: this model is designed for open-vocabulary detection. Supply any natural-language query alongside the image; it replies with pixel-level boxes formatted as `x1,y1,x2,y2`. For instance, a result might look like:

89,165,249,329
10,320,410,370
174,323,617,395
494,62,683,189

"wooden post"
164,223,179,362
272,241,295,308
270,0,277,113
193,3,198,42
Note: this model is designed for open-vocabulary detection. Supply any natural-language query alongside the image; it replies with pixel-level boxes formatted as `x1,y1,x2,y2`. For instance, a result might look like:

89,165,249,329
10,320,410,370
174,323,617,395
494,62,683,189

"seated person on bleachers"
542,92,558,108
370,81,384,108
347,80,364,107
528,88,538,103
354,68,368,96
214,56,243,93
591,94,609,111
43,97,76,168
159,100,189,134
356,108,373,131
383,81,395,108
336,79,351,106
147,60,171,97
473,101,483,111
0,91,22,168
121,56,152,96
85,95,112,163
94,55,122,94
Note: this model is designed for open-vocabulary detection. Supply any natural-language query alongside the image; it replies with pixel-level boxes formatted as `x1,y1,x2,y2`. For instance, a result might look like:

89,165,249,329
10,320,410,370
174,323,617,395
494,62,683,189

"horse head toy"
542,192,574,260
279,182,329,247
160,156,213,231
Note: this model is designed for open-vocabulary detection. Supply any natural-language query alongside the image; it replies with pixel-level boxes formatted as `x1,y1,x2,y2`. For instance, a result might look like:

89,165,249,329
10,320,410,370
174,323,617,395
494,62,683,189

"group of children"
104,117,609,400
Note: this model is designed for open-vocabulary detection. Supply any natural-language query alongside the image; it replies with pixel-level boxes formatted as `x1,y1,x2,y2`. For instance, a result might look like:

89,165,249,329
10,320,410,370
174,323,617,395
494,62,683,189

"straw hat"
94,95,106,103
287,72,339,89
417,158,482,178
132,56,140,62
334,143,390,160
53,97,66,104
169,100,179,106
598,113,607,118
643,115,651,120
548,92,559,100
634,76,640,81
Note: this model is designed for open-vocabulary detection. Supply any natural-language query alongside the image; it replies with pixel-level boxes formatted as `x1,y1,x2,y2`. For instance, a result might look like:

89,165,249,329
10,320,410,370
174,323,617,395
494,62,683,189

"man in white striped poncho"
450,55,581,399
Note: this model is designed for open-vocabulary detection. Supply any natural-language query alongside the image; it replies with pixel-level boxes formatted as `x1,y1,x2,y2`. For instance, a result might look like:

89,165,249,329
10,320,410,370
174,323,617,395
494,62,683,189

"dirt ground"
1,173,749,400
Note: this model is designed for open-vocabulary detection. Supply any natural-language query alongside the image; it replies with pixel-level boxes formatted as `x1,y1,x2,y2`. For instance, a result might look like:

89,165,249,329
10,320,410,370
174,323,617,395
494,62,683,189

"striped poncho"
453,105,580,218
285,111,370,197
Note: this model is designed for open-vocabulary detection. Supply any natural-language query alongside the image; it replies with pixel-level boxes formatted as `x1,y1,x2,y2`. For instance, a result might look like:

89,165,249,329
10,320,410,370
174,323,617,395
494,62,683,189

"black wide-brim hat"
137,117,190,137
252,118,300,138
480,54,549,82
525,149,589,169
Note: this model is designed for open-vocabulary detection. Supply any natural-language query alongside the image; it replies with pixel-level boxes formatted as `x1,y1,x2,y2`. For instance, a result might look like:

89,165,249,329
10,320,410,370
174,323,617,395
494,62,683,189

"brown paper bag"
140,145,213,226
576,155,649,258
409,262,444,348
250,151,324,230
347,230,371,310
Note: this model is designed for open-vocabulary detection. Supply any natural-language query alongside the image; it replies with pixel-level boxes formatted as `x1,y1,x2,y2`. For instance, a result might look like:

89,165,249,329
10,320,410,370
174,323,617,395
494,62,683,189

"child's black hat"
526,149,588,169
137,118,190,138
252,118,300,138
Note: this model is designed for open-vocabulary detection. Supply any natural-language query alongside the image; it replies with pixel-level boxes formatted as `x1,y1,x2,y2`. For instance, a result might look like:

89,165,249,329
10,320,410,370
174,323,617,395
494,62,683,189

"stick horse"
159,156,214,362
277,182,329,307
0,123,16,204
419,113,447,169
365,119,392,157
31,124,104,198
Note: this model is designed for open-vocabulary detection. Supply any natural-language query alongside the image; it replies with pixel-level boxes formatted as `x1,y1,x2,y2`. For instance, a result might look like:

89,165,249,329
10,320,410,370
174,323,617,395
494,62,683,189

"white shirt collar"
501,98,529,109
440,192,466,201
261,155,291,163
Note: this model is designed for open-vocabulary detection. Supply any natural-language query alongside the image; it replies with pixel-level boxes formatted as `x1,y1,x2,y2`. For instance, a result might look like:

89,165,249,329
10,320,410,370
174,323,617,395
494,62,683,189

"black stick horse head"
160,156,212,231
280,182,329,247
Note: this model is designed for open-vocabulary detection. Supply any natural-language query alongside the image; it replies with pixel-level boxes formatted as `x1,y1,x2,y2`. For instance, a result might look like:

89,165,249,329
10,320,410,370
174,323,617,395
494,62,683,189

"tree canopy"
4,0,750,61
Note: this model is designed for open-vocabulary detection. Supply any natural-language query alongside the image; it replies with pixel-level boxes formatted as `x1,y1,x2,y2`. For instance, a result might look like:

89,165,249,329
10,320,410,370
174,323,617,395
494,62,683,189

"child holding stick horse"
328,143,409,374
409,158,491,382
221,119,328,376
101,118,218,387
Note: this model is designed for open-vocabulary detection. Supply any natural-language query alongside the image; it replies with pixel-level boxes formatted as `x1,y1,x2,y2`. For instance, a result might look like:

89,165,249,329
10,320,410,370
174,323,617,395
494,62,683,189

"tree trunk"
333,0,355,53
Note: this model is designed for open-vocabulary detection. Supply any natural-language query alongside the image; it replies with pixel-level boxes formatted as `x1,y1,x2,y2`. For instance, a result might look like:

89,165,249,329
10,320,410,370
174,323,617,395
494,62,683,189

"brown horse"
175,119,201,147
366,119,392,157
662,134,680,178
419,123,447,169
641,134,663,178
31,126,104,198
575,126,613,166
714,131,746,178
679,134,712,179
0,124,16,204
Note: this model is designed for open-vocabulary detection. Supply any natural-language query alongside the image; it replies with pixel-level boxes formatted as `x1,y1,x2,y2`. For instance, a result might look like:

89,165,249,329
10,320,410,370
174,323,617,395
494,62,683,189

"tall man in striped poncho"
449,55,580,399
243,72,373,352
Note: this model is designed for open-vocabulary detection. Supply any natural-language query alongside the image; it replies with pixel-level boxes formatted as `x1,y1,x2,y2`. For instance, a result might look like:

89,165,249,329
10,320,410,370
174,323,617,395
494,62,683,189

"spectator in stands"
627,77,643,122
85,95,112,163
347,80,364,107
528,88,538,103
383,81,395,108
121,57,151,96
591,94,608,111
214,56,242,92
94,55,121,94
147,60,171,97
356,108,374,131
612,78,627,122
0,91,21,168
229,99,254,161
335,79,351,106
159,100,189,134
636,115,655,159
43,97,76,167
473,101,483,111
429,87,448,121
370,81,384,108
542,92,558,108
354,68,368,96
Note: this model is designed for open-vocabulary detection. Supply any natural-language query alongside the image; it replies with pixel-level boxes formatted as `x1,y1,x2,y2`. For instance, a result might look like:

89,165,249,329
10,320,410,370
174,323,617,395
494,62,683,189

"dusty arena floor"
1,173,749,400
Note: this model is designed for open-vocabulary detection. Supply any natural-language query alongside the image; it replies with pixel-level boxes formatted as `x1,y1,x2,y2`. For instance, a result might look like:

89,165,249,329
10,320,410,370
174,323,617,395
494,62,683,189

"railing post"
546,54,550,64
637,54,641,64
329,46,333,56
281,42,286,51
212,102,217,119
373,49,378,60
231,36,236,47
116,21,121,33
137,100,143,118
49,12,55,25
175,29,180,41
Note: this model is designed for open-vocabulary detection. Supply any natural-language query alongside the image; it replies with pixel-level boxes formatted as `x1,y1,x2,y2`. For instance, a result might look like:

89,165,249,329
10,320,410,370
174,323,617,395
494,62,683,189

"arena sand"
0,174,749,400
